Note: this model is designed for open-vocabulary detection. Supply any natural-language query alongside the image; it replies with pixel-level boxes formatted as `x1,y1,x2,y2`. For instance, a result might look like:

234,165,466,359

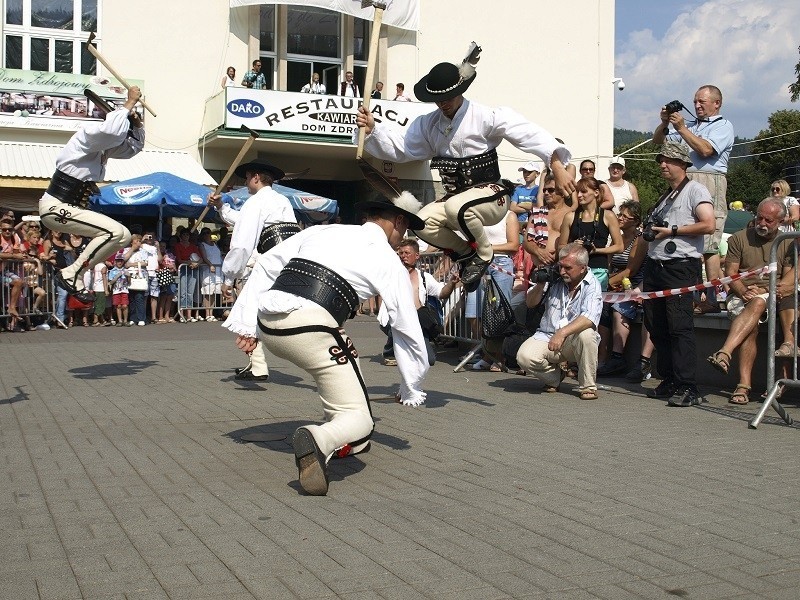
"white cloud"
615,0,800,138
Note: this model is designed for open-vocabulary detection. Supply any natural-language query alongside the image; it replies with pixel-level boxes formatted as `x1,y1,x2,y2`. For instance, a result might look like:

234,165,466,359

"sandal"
579,389,599,400
761,383,785,400
728,384,750,405
707,350,731,375
543,369,566,393
774,342,800,358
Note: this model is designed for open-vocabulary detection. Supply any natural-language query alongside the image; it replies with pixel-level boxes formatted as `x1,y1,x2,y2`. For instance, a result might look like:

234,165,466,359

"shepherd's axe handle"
192,126,260,232
355,2,385,160
87,33,157,117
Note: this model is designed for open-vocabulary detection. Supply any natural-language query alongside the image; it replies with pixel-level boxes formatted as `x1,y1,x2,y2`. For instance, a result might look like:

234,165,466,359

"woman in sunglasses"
769,179,798,232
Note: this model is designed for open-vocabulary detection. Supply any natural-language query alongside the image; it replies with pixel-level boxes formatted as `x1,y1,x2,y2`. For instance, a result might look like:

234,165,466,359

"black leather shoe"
292,427,329,495
235,364,252,375
647,378,678,399
667,387,706,407
53,270,77,293
234,370,268,381
461,256,491,292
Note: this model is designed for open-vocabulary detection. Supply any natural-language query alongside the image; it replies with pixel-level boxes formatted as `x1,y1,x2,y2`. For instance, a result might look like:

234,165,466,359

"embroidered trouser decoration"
257,305,373,460
39,193,132,289
415,183,509,261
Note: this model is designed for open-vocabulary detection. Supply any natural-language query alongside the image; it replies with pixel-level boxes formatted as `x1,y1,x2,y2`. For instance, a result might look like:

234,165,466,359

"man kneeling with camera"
643,141,715,407
516,243,603,399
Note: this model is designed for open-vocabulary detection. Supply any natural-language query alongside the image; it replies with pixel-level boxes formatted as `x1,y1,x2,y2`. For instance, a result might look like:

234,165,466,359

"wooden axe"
191,125,260,232
355,0,387,160
86,32,157,117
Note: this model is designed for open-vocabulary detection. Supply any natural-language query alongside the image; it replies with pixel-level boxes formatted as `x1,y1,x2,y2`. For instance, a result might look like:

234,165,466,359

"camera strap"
649,176,691,221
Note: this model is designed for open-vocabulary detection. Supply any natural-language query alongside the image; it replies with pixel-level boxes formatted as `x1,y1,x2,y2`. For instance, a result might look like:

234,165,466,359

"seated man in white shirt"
516,243,603,399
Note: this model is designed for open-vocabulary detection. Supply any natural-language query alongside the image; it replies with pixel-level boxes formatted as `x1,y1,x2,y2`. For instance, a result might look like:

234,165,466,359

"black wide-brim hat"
234,160,285,181
355,196,425,231
414,62,476,103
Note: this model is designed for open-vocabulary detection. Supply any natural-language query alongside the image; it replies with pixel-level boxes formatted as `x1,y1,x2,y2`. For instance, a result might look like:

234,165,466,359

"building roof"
0,142,216,185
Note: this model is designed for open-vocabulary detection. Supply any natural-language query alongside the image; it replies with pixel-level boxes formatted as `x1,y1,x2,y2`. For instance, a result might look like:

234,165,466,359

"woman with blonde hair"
770,179,798,232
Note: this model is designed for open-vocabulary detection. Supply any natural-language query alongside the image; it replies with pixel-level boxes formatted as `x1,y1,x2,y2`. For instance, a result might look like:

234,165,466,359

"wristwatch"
671,225,678,238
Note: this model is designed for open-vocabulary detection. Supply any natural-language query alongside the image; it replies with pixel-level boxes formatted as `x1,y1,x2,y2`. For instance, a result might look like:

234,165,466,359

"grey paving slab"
1,319,799,599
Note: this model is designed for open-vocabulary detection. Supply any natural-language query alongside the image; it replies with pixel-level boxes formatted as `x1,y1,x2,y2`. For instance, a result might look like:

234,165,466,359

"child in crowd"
91,259,111,326
108,255,130,326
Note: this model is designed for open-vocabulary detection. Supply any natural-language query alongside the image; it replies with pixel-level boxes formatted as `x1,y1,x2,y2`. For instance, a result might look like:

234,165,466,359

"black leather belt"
649,256,700,266
257,222,302,254
270,258,359,326
430,148,501,194
46,169,99,208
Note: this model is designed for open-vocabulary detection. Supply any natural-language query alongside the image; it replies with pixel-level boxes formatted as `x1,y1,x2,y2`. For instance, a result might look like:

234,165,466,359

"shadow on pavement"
69,359,158,379
0,386,29,405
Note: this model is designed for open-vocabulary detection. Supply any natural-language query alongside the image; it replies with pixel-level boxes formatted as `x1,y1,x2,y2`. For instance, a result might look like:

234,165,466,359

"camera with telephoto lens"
642,219,668,242
529,264,561,284
665,100,685,114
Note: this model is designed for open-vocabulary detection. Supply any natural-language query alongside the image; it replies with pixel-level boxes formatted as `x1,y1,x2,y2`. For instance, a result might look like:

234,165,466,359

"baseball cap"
518,160,540,173
610,156,626,167
655,141,692,166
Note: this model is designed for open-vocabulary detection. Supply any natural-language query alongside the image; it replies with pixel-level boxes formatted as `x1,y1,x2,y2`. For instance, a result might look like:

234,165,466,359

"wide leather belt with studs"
257,222,302,254
270,258,359,326
46,170,99,209
430,148,501,193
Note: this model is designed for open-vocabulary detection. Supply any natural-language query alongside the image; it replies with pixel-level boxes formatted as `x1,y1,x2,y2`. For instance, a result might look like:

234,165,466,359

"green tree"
790,45,800,102
751,109,800,181
726,160,771,210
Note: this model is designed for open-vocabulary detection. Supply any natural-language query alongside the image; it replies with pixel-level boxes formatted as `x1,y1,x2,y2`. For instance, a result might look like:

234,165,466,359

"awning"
0,141,216,211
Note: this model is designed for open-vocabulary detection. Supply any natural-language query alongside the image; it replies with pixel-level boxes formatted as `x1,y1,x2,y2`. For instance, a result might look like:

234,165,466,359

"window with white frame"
3,0,98,74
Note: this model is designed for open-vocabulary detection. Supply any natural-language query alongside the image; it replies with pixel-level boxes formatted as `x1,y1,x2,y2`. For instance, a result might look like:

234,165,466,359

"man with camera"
643,142,716,407
653,85,734,314
516,243,603,399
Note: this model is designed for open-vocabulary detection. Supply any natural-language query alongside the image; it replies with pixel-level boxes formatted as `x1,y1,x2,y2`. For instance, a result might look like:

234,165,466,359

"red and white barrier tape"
488,261,777,302
601,262,776,302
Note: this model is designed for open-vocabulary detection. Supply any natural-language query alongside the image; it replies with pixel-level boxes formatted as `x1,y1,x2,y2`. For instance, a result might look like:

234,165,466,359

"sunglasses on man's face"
543,187,556,194
1,228,13,233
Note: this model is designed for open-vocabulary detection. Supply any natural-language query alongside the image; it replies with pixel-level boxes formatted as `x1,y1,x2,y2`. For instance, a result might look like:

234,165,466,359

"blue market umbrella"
90,172,218,219
224,184,338,225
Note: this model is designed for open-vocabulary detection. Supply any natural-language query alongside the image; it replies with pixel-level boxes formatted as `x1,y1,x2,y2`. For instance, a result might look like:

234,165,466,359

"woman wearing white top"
221,66,236,89
770,179,799,232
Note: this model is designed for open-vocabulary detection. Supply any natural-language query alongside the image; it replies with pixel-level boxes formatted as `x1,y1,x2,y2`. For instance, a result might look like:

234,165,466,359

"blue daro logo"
227,99,264,118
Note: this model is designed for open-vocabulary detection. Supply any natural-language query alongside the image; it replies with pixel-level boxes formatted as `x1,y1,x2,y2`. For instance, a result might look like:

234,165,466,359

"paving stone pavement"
1,318,799,600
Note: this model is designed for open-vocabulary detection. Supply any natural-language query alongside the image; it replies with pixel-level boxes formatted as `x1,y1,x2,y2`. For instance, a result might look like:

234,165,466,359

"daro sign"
224,88,434,137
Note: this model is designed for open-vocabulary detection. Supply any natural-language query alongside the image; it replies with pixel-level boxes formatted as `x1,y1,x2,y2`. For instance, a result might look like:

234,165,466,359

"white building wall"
1,0,616,181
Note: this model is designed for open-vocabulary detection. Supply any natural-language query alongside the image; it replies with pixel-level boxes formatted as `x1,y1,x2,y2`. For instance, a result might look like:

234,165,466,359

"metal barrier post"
749,231,798,429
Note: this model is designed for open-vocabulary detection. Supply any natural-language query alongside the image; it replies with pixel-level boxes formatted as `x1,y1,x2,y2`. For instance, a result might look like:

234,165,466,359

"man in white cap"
39,87,144,303
355,43,574,292
225,192,429,496
605,155,639,213
510,161,540,225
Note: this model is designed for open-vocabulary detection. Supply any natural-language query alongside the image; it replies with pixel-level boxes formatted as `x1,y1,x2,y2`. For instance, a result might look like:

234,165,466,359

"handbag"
128,266,148,291
156,268,175,287
417,271,443,339
481,275,516,339
502,285,551,369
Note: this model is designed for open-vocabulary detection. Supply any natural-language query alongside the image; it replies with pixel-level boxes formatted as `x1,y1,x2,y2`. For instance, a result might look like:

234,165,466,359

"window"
3,0,97,74
259,6,277,89
287,6,340,59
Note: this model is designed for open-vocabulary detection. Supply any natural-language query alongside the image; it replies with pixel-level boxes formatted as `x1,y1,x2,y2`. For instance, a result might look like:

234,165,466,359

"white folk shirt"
224,222,429,404
221,185,296,286
55,108,144,182
358,98,571,167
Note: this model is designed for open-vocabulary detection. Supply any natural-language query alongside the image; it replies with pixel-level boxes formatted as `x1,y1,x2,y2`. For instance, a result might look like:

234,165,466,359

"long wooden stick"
355,2,386,160
191,126,260,232
86,33,157,117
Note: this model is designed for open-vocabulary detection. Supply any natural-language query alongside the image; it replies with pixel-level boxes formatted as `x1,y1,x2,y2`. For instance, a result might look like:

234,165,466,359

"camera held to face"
642,219,669,242
530,264,561,285
664,100,685,114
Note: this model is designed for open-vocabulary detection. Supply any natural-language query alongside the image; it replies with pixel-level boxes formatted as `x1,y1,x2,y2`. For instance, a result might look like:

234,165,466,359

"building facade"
1,0,616,218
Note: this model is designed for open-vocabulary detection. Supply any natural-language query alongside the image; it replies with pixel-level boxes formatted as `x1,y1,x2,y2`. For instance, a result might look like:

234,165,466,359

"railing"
0,258,56,324
175,262,232,317
750,231,799,429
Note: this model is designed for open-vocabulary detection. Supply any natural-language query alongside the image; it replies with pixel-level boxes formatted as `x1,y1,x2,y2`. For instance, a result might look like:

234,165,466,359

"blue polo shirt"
667,115,734,174
511,184,539,223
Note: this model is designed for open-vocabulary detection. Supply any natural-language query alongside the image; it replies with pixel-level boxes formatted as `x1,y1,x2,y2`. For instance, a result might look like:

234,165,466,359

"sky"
615,0,800,139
